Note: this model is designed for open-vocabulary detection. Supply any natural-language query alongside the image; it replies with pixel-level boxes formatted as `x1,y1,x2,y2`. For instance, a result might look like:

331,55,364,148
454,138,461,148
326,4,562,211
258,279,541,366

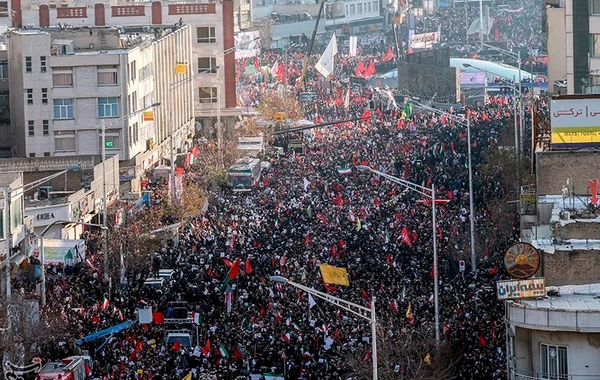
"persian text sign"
409,31,440,49
551,98,600,149
497,278,545,300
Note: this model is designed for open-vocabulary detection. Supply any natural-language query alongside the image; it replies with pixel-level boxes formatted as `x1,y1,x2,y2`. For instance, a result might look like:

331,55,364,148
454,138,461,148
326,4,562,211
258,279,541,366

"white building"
8,25,195,173
7,0,240,136
506,284,600,379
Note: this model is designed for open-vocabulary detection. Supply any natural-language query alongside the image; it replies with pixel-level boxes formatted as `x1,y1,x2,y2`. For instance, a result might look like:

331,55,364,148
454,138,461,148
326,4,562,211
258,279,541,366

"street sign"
175,64,187,74
459,260,466,272
143,111,154,121
105,141,114,148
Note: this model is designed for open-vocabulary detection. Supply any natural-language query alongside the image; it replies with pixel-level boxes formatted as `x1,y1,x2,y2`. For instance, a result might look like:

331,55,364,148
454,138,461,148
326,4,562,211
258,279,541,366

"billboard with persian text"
551,98,600,149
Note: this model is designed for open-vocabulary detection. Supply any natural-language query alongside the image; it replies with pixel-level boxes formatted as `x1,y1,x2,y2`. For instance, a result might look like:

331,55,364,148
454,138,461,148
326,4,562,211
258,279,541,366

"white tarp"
235,31,261,59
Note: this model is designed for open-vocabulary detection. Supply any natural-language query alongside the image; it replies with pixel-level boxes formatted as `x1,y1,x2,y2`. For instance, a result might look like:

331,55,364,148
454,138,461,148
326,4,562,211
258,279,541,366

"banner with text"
551,98,600,149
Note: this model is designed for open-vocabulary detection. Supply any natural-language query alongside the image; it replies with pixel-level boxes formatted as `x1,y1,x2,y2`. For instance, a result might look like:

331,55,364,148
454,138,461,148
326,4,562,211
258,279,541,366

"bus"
227,157,262,192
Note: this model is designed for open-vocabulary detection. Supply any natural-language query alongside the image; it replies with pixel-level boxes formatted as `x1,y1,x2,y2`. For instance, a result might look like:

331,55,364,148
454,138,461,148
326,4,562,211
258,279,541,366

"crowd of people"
5,2,548,380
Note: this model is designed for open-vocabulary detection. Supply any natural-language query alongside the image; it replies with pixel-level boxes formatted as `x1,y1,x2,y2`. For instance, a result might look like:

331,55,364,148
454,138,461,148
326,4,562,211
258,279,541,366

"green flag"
404,102,412,117
307,205,313,218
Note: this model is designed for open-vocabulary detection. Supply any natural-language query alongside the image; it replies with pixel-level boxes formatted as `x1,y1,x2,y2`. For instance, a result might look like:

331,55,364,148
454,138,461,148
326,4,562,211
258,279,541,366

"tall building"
8,25,194,169
545,0,600,94
7,0,238,137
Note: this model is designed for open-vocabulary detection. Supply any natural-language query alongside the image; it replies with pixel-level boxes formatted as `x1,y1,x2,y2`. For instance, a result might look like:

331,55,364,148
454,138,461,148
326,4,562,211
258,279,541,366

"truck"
227,157,262,192
35,356,91,380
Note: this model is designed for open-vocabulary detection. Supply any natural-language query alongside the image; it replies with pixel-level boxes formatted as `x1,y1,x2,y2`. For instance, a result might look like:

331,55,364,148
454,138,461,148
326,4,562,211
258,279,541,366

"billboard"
551,98,600,149
409,31,440,49
29,239,86,265
497,278,545,300
235,31,261,59
460,71,486,86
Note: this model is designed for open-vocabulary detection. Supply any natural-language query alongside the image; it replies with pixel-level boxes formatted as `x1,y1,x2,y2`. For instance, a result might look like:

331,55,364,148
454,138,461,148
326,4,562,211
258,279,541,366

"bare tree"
344,327,457,380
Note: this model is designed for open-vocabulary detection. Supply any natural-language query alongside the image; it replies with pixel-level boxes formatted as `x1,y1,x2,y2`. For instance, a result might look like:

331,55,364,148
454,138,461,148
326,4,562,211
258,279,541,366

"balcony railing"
510,367,600,380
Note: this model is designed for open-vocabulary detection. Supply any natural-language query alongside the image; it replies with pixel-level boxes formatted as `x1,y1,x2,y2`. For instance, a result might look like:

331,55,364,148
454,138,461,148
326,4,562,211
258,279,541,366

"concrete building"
506,144,600,379
7,25,195,185
545,0,600,94
6,0,239,136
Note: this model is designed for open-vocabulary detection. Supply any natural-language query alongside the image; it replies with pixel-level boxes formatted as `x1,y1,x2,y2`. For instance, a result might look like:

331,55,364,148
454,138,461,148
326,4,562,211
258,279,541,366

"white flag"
303,177,310,192
308,293,317,309
314,34,338,79
270,60,280,77
138,306,153,324
344,88,350,109
349,36,358,57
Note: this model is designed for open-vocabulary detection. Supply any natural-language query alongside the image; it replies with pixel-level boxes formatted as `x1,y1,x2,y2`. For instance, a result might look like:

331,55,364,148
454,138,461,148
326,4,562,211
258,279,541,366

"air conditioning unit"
38,186,52,200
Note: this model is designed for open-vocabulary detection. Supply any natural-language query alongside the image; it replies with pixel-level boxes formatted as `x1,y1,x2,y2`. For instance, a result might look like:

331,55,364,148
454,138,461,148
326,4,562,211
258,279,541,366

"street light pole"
3,188,10,299
40,220,107,306
410,101,477,272
270,275,378,379
357,165,440,344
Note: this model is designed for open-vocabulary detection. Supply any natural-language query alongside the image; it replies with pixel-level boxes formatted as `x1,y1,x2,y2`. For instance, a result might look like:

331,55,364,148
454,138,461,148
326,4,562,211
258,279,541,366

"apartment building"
8,25,194,168
545,0,600,94
6,0,238,136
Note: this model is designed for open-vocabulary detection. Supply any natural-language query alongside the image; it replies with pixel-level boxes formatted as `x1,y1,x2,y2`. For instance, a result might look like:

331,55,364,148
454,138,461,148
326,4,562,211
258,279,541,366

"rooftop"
519,283,600,312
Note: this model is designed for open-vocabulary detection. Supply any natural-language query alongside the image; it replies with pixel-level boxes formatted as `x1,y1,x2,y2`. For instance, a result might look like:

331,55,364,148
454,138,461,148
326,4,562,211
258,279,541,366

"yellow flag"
406,303,413,320
319,264,350,286
424,353,432,365
182,372,192,380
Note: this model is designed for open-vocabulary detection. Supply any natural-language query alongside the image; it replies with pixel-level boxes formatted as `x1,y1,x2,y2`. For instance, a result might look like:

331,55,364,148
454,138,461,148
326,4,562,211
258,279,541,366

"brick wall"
536,150,600,195
556,222,600,240
543,249,600,285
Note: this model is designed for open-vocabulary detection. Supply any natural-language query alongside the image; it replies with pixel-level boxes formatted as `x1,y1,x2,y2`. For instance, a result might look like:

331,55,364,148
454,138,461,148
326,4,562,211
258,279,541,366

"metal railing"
510,367,600,380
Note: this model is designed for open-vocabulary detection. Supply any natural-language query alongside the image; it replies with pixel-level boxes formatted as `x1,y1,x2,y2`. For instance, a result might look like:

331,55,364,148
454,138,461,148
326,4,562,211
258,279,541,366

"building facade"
8,25,195,178
545,0,600,94
7,0,238,135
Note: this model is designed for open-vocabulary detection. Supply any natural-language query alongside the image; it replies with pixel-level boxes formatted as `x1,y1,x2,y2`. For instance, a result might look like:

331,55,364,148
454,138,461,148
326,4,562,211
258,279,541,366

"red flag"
152,312,164,325
401,227,413,247
591,179,599,205
223,258,234,268
323,283,339,293
479,334,487,347
355,61,366,78
254,55,260,69
92,315,101,324
375,107,383,117
364,62,376,78
234,347,243,361
471,53,479,59
245,257,253,274
360,289,368,300
360,109,372,121
171,340,181,351
228,258,241,280
201,339,211,356
383,47,394,62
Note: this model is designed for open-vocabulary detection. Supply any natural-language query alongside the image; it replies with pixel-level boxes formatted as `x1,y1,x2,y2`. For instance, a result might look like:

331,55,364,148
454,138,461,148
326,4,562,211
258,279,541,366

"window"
53,99,74,119
592,35,600,57
28,120,34,136
42,88,48,104
139,63,152,81
593,0,600,15
197,27,216,43
26,89,33,104
0,1,8,17
349,4,355,15
131,91,137,113
25,56,32,72
98,97,119,118
367,2,371,12
43,120,49,136
199,87,218,103
130,122,139,145
40,56,47,72
44,152,50,157
128,60,136,82
97,65,118,85
372,1,377,11
357,3,362,14
54,130,75,152
0,94,9,109
198,57,217,73
52,67,73,87
0,61,7,79
29,153,35,158
540,344,568,379
100,129,120,150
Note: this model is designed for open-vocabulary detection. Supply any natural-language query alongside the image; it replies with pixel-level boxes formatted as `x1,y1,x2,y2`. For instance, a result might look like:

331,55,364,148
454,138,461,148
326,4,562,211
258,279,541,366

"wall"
543,249,600,285
531,330,600,377
397,62,459,103
536,150,600,196
546,7,567,93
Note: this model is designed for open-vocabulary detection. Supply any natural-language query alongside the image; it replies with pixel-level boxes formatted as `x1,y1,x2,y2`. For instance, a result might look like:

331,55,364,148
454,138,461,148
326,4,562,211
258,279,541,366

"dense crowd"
5,2,548,380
